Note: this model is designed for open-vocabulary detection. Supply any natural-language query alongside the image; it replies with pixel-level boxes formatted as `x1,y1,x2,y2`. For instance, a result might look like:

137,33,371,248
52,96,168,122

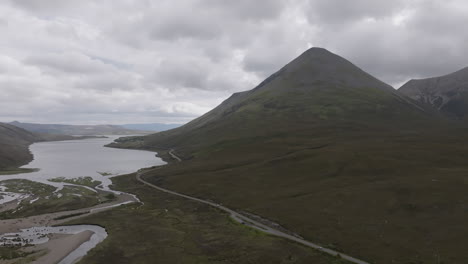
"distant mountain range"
121,123,181,132
111,48,468,263
9,121,150,136
399,67,468,119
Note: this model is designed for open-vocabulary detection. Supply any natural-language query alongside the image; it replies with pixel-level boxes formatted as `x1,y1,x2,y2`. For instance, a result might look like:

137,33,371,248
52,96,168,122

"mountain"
111,48,468,263
121,123,181,132
399,67,468,119
9,121,150,136
111,47,432,156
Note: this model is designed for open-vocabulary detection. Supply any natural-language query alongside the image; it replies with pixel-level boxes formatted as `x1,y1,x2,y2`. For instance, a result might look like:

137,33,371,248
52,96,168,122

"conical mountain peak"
301,47,335,57
252,47,394,94
132,47,428,137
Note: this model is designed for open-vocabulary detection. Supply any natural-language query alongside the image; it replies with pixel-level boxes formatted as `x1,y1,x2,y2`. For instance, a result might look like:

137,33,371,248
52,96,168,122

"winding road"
136,150,370,264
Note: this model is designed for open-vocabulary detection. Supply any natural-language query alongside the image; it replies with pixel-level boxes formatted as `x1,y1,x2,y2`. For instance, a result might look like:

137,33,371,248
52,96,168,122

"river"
0,135,164,263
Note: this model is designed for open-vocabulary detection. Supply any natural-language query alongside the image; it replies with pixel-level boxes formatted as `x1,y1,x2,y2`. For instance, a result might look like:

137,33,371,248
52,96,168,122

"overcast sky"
1,0,468,125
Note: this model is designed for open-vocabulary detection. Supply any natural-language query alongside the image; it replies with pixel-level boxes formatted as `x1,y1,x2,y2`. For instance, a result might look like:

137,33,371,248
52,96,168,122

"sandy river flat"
32,231,94,264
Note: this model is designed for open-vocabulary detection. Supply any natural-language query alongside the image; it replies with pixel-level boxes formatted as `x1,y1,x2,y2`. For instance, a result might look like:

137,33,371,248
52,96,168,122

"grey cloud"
312,0,468,86
240,21,314,79
72,74,137,92
90,56,132,70
243,49,295,78
24,52,112,75
406,1,468,37
2,0,468,124
7,0,91,17
200,0,286,21
154,59,209,89
307,0,406,25
10,0,71,12
149,14,223,41
152,57,245,92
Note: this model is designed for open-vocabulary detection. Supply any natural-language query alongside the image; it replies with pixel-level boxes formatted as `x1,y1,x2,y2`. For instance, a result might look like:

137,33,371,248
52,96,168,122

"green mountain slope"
111,48,468,263
111,48,434,157
121,123,181,132
399,67,468,119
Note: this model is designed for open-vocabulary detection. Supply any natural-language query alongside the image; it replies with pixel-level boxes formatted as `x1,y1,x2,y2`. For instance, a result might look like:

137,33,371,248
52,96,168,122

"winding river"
0,136,165,263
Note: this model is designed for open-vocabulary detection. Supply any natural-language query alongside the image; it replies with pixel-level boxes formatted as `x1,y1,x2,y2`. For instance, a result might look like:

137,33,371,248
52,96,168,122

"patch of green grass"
103,193,116,200
0,168,38,175
0,179,56,195
0,246,37,261
53,211,90,220
138,128,468,264
49,176,102,188
98,172,113,176
67,174,350,264
0,180,103,219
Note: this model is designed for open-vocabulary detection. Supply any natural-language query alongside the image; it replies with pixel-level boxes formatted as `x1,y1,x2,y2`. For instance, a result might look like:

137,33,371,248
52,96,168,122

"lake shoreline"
0,136,163,263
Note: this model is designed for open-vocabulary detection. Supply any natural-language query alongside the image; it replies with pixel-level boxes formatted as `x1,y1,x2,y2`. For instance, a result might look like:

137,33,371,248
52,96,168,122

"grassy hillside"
121,123,181,132
110,48,437,158
0,122,40,170
110,48,468,263
71,173,348,264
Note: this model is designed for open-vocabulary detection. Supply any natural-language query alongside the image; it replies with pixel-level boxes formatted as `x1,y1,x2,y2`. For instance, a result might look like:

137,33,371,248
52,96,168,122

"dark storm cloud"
308,0,468,86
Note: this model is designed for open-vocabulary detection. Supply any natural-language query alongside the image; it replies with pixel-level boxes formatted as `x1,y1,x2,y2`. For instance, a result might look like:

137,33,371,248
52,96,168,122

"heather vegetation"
110,48,468,263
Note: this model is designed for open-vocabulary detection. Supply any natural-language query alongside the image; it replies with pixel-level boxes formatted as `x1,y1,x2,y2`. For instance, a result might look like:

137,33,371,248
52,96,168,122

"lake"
0,136,165,190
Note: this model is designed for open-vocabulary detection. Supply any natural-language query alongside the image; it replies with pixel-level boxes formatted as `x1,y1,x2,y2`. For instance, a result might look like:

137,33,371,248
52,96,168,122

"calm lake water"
0,136,165,190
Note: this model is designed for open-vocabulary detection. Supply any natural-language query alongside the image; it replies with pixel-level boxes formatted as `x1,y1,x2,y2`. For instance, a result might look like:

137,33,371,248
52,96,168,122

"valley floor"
67,173,349,264
0,179,136,264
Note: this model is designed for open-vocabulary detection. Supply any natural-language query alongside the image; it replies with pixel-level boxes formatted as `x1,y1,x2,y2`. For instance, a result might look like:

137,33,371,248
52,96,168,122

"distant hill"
0,122,41,169
109,48,468,262
121,123,181,132
0,122,106,170
0,120,148,171
9,121,149,136
399,67,468,119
